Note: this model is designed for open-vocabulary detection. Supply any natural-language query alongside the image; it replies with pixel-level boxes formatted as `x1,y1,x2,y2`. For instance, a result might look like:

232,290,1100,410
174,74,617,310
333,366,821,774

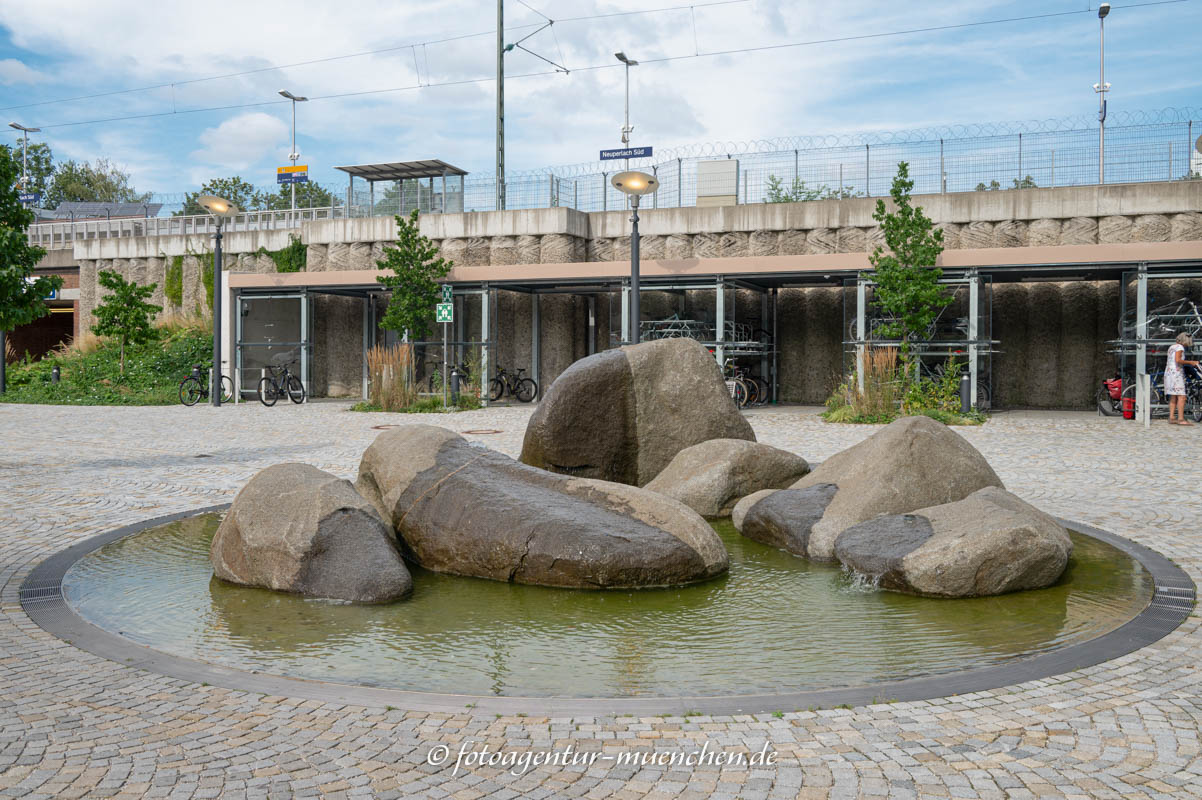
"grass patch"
823,348,987,426
1,319,212,406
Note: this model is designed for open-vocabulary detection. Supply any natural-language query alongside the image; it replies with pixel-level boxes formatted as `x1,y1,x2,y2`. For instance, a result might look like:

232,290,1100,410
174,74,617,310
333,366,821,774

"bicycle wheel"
179,377,204,407
488,378,504,402
286,375,306,404
1096,386,1121,417
257,377,279,407
220,375,235,404
742,377,759,406
515,378,538,403
975,380,991,411
754,377,771,405
732,379,749,409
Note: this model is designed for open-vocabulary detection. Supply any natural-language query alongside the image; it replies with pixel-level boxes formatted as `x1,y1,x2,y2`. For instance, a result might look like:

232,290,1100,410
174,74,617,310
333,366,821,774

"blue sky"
0,0,1198,200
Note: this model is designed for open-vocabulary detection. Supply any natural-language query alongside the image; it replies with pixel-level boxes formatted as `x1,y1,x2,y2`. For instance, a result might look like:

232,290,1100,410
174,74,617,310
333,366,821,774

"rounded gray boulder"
645,439,810,518
787,415,1003,560
210,463,413,604
834,486,1073,597
520,338,755,486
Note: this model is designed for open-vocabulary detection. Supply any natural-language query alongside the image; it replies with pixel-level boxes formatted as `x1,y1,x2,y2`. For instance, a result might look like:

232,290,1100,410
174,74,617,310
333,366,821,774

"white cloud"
190,112,289,171
0,58,47,85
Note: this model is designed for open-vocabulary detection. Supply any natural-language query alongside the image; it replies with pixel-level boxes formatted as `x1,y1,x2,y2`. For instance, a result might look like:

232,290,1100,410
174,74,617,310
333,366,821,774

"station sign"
600,146,653,161
435,303,453,323
277,165,309,184
18,192,40,205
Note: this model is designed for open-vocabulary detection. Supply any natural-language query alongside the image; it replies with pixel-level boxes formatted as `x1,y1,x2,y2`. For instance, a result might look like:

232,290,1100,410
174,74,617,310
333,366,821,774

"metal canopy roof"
334,160,467,181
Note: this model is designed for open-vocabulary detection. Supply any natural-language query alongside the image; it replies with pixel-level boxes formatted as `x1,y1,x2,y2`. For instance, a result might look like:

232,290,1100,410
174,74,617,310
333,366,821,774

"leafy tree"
1012,175,1037,189
376,209,451,341
177,176,265,216
975,180,1002,191
262,181,336,210
868,162,949,359
9,142,54,199
44,158,151,208
1,146,60,391
91,270,162,374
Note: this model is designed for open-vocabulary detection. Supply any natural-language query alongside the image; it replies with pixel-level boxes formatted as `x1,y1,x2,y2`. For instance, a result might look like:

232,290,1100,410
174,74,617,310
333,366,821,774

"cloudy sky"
0,0,1198,197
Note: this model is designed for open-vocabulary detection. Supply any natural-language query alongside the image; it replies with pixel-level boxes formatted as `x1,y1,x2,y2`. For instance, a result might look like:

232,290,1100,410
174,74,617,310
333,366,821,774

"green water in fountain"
63,513,1152,697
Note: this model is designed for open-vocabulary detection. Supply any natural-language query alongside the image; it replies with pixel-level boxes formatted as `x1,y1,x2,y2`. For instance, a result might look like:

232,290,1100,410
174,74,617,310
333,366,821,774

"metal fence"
28,108,1202,245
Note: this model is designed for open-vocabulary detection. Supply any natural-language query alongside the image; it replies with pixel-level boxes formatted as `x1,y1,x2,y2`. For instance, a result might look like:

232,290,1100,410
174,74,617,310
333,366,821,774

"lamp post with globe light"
610,171,659,344
198,195,240,406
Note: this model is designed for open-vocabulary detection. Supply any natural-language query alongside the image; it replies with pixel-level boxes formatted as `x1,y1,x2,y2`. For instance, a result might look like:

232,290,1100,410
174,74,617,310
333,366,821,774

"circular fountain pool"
58,511,1156,699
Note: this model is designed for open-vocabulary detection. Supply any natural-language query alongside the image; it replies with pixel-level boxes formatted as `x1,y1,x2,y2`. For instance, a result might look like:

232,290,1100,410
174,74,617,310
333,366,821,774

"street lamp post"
198,195,241,406
611,171,659,345
1095,3,1110,184
8,122,41,196
278,90,308,210
614,52,638,196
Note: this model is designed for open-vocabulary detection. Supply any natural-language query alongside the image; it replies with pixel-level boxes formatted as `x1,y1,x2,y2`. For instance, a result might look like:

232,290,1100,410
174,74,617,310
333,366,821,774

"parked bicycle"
179,364,233,406
257,361,307,407
1103,365,1202,421
723,360,769,408
488,366,537,403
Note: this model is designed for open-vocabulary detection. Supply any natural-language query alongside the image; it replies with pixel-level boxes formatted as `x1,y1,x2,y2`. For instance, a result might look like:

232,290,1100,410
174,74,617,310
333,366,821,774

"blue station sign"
600,146,653,161
18,192,40,205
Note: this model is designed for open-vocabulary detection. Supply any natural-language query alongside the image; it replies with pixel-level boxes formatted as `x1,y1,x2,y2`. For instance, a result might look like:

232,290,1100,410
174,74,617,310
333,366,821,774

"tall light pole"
8,122,41,195
278,90,308,210
611,171,659,345
198,195,240,407
496,0,506,211
614,52,638,149
1095,3,1110,184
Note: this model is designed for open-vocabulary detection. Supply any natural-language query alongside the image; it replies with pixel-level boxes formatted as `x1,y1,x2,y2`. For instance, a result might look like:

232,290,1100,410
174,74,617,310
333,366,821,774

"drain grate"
19,583,62,603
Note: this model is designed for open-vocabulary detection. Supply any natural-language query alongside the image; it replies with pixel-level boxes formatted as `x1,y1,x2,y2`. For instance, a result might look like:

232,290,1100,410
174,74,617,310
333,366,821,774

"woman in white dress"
1165,332,1198,426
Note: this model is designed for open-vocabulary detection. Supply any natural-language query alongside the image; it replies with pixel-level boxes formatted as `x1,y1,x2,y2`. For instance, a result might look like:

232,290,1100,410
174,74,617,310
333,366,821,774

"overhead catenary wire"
0,0,748,113
4,0,1190,134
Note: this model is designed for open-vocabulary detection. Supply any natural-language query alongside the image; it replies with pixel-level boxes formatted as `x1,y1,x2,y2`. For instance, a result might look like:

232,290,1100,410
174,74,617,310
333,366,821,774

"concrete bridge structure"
31,179,1202,408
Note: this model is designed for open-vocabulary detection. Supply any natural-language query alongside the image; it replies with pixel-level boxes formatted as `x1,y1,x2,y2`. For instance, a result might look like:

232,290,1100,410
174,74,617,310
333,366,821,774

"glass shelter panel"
236,295,310,399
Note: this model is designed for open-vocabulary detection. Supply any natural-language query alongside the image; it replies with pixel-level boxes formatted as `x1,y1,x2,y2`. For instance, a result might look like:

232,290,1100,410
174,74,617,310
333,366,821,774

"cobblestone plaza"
2,402,1200,799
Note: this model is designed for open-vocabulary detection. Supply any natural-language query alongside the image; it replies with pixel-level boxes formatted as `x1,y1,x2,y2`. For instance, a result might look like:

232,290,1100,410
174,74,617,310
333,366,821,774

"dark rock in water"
644,438,809,518
211,463,412,604
356,425,728,589
834,486,1072,597
519,338,755,486
737,484,838,557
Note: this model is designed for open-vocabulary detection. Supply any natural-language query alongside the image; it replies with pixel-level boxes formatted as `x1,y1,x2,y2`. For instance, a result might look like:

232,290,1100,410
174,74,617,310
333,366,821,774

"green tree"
0,145,59,393
44,158,151,208
91,270,162,374
376,209,451,341
10,142,54,199
261,181,336,210
1012,175,1037,189
764,174,863,203
177,176,265,216
868,162,949,359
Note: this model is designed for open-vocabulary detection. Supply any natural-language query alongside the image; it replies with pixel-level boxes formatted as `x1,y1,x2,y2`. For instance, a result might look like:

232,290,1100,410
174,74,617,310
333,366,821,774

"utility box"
696,159,739,207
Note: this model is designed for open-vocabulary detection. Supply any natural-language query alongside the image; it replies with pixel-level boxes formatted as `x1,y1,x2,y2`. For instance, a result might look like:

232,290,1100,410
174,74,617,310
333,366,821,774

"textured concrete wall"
311,295,363,398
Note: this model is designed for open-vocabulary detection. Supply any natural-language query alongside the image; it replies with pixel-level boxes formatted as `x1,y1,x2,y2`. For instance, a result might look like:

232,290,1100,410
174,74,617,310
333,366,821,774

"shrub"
367,343,418,412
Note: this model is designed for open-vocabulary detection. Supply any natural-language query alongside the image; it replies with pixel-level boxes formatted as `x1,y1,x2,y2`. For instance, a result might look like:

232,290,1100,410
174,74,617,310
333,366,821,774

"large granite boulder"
356,425,728,589
644,439,810,518
735,416,1003,561
520,338,755,486
834,487,1072,597
738,484,839,556
210,463,412,603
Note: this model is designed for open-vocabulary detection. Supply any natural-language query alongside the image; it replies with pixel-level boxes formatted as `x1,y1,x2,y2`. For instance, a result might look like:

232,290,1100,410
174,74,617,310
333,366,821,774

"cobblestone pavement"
2,401,1200,799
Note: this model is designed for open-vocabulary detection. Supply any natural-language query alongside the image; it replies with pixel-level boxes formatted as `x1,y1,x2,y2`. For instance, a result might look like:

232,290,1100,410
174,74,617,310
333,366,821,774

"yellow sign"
277,165,309,174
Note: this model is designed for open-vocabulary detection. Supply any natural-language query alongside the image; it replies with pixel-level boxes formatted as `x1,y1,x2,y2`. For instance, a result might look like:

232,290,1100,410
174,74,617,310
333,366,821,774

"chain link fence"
127,108,1202,218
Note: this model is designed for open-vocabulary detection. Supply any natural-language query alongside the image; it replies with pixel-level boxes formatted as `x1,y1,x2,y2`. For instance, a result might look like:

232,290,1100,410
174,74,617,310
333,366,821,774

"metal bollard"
450,367,461,404
960,372,971,414
51,365,60,384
